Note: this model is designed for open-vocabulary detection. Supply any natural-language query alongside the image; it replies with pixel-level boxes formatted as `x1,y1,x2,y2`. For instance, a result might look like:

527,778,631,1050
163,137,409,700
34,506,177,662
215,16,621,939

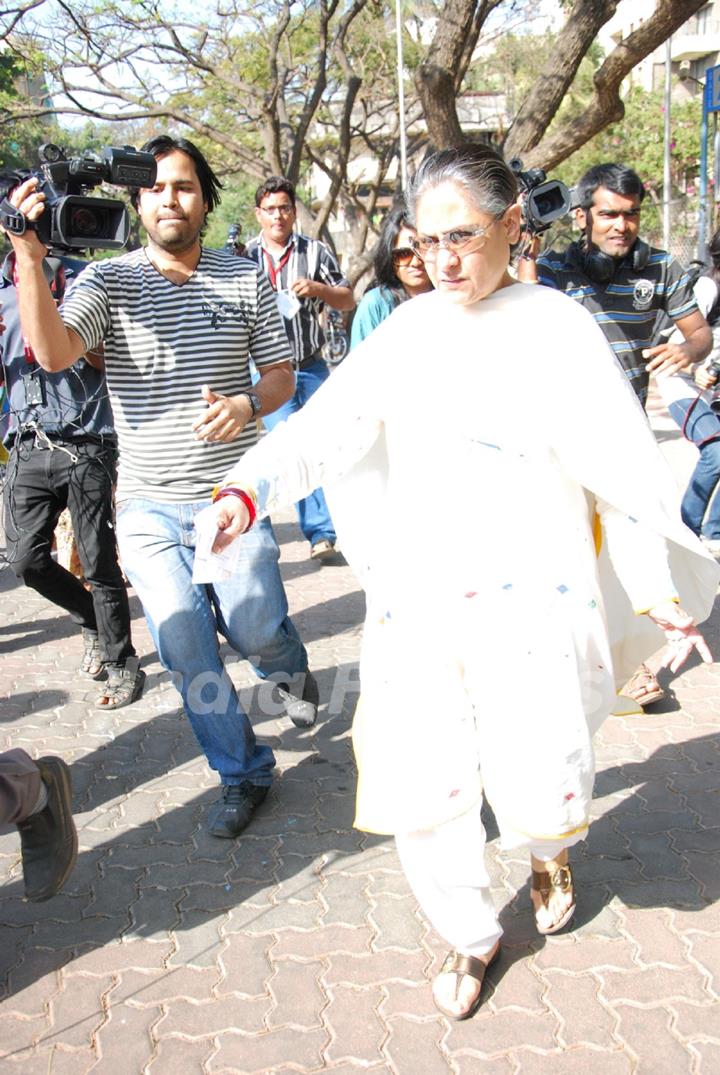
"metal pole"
395,0,408,192
714,113,719,237
663,37,672,250
699,91,709,261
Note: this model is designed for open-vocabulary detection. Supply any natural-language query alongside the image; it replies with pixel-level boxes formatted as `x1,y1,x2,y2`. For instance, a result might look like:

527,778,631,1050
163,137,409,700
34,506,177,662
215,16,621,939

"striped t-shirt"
60,247,292,502
537,241,699,406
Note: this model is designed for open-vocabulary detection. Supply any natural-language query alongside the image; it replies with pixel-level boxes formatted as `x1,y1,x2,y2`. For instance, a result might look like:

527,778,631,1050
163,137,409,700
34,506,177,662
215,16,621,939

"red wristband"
212,486,257,532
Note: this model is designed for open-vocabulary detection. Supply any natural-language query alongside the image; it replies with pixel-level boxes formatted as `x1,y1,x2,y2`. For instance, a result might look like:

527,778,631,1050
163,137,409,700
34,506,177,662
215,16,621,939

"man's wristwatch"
240,391,262,417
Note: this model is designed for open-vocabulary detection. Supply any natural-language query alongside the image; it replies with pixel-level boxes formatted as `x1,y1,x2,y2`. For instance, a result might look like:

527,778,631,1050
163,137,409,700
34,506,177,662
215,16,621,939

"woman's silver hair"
408,144,518,221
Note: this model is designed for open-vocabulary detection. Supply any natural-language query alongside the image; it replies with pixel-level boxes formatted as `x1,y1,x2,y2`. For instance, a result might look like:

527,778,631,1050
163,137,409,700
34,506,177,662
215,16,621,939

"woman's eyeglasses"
409,219,499,261
391,246,419,267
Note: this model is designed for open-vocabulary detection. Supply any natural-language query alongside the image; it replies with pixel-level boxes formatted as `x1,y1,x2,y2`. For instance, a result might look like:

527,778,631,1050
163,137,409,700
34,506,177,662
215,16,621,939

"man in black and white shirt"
4,136,319,839
246,177,355,560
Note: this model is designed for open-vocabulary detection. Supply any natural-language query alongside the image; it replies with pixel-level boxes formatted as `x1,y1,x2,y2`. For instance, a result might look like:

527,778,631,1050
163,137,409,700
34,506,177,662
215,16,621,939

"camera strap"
0,197,29,236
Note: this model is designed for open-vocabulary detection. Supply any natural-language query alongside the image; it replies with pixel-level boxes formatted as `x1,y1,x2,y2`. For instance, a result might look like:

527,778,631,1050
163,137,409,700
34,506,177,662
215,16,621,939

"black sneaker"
274,671,320,728
207,782,269,839
18,756,78,902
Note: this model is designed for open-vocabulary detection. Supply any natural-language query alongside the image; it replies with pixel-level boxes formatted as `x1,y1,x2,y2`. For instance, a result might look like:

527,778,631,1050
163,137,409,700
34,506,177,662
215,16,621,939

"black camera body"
0,143,156,252
508,157,572,235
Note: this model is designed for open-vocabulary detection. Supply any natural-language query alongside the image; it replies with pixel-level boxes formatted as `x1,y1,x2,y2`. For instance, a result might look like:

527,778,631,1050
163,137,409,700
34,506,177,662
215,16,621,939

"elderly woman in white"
207,145,718,1021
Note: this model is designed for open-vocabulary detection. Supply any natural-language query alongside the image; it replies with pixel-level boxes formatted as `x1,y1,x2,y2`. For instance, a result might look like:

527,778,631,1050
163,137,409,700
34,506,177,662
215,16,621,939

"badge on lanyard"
275,289,301,319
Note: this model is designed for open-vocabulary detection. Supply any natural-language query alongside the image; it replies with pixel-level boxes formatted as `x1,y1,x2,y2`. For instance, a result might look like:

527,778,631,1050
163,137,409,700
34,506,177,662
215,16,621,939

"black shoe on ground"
207,782,269,839
274,671,320,728
17,756,78,902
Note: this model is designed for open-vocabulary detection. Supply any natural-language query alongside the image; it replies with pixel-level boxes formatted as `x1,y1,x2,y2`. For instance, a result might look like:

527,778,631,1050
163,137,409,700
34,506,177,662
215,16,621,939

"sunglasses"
392,246,419,267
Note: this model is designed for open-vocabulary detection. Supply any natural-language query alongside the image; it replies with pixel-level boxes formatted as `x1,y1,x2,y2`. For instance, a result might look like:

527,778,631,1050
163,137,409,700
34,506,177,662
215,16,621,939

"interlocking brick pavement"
1,399,719,1073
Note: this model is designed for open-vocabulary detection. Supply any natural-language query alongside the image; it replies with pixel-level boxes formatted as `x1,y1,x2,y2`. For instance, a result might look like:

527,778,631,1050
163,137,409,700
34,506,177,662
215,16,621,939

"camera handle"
0,197,29,235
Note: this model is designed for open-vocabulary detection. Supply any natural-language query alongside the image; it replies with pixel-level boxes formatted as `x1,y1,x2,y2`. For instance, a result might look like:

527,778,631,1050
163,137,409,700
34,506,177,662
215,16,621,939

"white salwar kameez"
224,282,719,952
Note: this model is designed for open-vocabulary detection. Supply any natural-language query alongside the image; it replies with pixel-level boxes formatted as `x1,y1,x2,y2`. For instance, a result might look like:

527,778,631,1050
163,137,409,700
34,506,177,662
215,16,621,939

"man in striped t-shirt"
4,136,319,838
527,162,710,409
246,176,355,561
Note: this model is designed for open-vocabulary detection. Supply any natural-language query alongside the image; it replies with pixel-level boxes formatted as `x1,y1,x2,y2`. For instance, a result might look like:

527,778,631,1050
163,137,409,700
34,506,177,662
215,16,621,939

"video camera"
0,143,157,253
508,157,571,235
225,223,246,257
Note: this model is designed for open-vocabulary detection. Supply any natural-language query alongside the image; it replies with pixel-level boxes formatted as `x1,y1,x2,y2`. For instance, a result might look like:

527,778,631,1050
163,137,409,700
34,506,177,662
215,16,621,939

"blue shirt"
0,253,116,445
350,286,399,349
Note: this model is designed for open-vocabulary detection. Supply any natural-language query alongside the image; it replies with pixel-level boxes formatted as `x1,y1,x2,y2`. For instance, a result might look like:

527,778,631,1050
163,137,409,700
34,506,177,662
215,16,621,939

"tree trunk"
415,0,492,150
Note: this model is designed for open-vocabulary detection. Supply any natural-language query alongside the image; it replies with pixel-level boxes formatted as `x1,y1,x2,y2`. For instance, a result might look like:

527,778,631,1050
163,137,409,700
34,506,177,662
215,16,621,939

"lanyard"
12,259,66,366
262,243,293,291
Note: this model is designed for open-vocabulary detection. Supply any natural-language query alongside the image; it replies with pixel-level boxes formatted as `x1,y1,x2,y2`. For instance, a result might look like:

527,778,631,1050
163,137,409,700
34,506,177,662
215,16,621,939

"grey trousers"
0,749,42,825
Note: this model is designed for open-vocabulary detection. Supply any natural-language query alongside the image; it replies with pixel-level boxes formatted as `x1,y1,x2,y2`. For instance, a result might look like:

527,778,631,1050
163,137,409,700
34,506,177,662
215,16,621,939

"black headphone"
571,200,650,283
570,235,650,284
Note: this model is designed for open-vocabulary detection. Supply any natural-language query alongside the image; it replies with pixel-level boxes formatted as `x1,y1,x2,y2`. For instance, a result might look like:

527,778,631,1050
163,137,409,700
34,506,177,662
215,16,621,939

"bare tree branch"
516,0,709,169
503,0,619,159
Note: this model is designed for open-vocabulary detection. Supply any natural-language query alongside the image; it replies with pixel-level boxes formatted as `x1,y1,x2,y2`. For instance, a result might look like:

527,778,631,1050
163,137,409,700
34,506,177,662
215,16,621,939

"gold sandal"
531,863,576,935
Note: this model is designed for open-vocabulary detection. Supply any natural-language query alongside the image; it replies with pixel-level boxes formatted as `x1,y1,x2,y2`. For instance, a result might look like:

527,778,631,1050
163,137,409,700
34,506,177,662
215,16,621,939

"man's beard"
146,216,205,253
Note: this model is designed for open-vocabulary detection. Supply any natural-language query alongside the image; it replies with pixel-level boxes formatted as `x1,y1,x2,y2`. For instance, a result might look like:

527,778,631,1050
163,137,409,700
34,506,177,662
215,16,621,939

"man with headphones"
522,162,712,711
525,162,711,408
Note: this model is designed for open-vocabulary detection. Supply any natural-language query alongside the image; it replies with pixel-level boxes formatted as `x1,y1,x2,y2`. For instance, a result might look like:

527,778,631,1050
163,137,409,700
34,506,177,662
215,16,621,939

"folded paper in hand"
192,504,243,583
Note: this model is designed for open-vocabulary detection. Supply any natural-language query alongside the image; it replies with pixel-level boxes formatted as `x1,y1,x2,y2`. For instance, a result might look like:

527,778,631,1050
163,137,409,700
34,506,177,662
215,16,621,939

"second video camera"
509,157,571,235
0,142,157,252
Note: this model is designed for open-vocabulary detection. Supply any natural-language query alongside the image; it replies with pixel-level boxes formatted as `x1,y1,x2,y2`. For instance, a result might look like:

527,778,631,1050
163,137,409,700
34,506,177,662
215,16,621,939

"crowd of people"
1,137,719,1020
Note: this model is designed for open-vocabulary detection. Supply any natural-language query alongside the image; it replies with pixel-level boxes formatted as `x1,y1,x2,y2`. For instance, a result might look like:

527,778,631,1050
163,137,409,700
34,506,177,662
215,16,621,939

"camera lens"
70,206,101,236
534,189,563,217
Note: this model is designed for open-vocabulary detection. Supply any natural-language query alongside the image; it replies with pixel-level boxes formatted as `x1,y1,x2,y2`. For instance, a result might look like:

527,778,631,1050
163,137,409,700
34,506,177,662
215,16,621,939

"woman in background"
350,204,433,347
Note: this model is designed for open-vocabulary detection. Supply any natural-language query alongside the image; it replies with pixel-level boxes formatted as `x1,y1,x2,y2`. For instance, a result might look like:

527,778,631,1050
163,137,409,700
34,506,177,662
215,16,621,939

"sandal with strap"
433,943,501,1021
95,665,146,710
79,629,107,680
621,663,665,707
531,862,576,935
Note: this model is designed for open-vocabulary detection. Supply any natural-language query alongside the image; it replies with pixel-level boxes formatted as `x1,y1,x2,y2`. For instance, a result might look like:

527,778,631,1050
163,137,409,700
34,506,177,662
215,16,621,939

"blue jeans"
668,396,720,539
115,500,309,785
261,359,336,546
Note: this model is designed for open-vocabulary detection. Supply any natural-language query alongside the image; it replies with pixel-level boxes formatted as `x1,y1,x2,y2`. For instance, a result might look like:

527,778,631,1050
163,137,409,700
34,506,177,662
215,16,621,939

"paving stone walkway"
1,407,719,1073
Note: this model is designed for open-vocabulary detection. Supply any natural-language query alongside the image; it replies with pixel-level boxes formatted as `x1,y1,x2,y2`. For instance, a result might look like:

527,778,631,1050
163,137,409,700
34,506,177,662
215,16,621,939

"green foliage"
467,31,557,115
0,53,22,96
202,175,261,250
556,87,702,195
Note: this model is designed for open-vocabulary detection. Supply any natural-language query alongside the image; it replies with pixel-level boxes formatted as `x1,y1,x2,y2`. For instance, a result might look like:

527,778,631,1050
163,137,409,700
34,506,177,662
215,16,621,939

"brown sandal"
531,863,576,935
433,943,500,1021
